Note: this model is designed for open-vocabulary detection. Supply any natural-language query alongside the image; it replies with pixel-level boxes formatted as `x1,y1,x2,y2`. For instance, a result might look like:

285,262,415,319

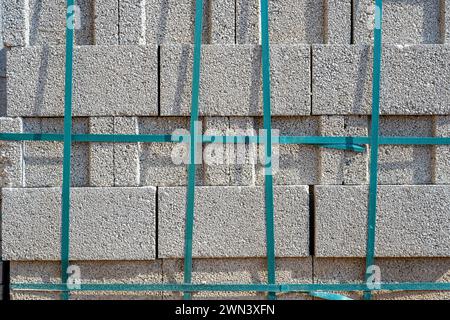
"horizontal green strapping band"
1,133,450,146
10,282,450,293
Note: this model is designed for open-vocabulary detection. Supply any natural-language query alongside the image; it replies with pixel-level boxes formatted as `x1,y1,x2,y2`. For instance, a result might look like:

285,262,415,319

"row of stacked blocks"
0,0,449,299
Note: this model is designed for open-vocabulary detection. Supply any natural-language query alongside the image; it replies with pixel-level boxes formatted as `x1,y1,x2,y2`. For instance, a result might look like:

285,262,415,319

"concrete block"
161,44,310,116
138,117,204,186
0,77,5,116
312,44,372,115
354,0,442,44
236,0,324,44
120,0,235,45
7,45,158,116
163,258,312,299
118,0,146,45
114,117,140,187
373,258,450,300
88,117,114,186
10,261,162,300
433,116,450,184
1,47,6,76
313,258,450,300
2,187,156,260
0,0,3,51
315,185,450,257
28,0,94,46
445,0,450,43
319,116,369,185
94,0,119,44
22,118,89,187
202,117,229,186
378,116,433,184
203,117,256,186
325,0,352,44
312,44,450,115
158,185,310,258
0,117,22,187
255,117,320,185
2,0,27,46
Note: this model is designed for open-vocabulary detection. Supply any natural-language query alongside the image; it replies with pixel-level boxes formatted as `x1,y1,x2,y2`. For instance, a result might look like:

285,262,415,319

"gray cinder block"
0,117,22,187
319,116,368,185
119,0,145,45
203,117,230,186
0,77,5,116
315,185,450,257
378,116,433,184
114,117,140,187
433,116,450,184
2,0,94,46
161,44,310,116
312,44,450,115
354,0,442,44
138,117,204,186
158,185,310,258
10,261,163,300
2,187,156,260
89,117,114,186
94,0,119,45
203,117,256,186
22,118,89,187
27,0,94,46
120,0,235,45
313,257,450,300
2,0,27,46
7,45,158,116
255,117,320,185
445,0,450,43
163,258,312,299
236,0,324,44
325,0,352,44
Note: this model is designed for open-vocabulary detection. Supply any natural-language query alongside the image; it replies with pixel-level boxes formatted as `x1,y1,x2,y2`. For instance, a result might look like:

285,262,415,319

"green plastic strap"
11,282,450,293
183,0,204,300
309,292,353,301
364,0,383,301
260,0,276,301
60,0,75,301
1,133,450,147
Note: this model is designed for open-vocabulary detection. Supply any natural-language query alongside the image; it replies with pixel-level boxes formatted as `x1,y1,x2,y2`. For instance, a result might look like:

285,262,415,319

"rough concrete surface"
158,186,310,258
315,185,450,257
354,0,442,44
314,257,450,300
0,117,22,187
1,0,449,300
236,0,325,44
312,44,450,115
2,187,156,260
160,44,311,116
7,45,158,116
22,118,89,187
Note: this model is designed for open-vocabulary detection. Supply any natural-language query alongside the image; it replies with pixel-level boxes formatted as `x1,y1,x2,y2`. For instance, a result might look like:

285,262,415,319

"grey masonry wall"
0,0,449,300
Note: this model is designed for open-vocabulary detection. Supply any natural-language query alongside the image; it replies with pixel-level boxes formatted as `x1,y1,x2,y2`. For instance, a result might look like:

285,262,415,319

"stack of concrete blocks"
0,0,449,300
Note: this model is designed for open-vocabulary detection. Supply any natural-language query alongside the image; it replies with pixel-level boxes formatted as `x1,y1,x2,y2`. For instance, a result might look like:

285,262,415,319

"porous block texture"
2,187,156,260
158,186,310,258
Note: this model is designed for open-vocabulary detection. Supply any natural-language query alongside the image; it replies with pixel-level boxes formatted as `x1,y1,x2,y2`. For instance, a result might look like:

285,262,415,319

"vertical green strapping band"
364,0,383,301
260,0,276,300
183,0,204,300
61,0,75,301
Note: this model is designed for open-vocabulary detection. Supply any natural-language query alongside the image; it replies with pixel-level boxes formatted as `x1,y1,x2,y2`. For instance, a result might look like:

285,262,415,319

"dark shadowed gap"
308,185,315,256
2,261,10,301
